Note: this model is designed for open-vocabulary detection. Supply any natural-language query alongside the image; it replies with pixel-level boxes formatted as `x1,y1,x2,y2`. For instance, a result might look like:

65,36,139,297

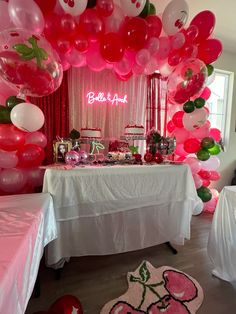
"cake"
81,127,101,139
125,124,144,136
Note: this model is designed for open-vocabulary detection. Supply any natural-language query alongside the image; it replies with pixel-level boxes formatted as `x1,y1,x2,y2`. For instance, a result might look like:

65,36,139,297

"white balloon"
59,0,88,16
183,108,209,131
10,102,45,132
162,0,189,35
200,156,220,171
120,0,146,17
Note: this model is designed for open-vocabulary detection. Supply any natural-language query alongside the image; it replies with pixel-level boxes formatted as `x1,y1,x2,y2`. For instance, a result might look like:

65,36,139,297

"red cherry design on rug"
109,301,145,314
147,295,190,314
163,270,197,302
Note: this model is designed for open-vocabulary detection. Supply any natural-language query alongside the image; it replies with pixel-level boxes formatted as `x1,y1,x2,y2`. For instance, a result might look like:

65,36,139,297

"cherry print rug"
100,261,204,314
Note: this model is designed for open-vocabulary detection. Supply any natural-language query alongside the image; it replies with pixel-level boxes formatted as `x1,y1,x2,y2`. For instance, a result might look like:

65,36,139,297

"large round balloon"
162,0,189,35
122,17,148,51
17,144,45,168
100,33,125,63
120,0,146,17
0,124,25,151
0,29,63,97
183,108,208,131
0,150,18,169
190,10,215,43
25,132,47,148
0,168,26,193
79,9,104,41
168,58,207,104
197,39,222,64
10,103,45,132
59,0,88,16
8,0,45,34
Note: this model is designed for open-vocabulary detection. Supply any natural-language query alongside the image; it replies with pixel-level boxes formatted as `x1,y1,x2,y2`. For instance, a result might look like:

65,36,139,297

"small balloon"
65,151,81,166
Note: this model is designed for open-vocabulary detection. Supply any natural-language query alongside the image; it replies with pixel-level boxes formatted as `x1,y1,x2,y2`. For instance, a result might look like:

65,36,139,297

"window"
207,69,234,149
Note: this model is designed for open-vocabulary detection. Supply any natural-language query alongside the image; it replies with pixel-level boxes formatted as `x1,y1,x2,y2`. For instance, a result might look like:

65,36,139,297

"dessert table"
0,193,57,314
208,186,236,281
43,164,202,268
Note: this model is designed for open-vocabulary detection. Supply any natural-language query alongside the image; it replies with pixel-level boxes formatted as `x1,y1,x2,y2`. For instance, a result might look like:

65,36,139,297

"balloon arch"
0,0,222,211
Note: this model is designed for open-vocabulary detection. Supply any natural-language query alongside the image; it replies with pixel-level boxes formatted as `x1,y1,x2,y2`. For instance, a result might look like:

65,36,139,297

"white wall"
213,51,236,190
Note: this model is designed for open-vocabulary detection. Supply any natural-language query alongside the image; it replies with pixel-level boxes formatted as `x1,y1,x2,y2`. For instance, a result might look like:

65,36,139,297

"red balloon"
209,170,221,181
122,17,148,51
115,70,133,81
60,14,77,35
198,170,211,180
202,179,211,187
100,32,125,63
209,128,221,142
154,152,163,164
146,15,162,38
166,120,176,133
183,138,201,153
190,10,215,42
55,38,72,54
172,111,184,128
17,144,45,168
34,0,56,16
185,25,199,44
49,295,83,314
79,9,104,41
181,44,198,59
0,124,25,151
197,39,222,64
199,87,211,100
72,32,89,53
168,51,182,66
144,152,153,162
96,0,114,17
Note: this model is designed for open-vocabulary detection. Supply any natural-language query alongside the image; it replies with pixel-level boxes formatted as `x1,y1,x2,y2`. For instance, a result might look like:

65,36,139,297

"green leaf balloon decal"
13,36,48,68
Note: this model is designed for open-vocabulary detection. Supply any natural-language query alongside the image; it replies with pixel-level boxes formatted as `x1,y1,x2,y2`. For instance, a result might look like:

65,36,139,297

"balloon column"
0,96,47,195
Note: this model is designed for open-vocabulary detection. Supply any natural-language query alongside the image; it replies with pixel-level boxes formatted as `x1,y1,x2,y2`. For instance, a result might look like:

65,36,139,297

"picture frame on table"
53,140,72,163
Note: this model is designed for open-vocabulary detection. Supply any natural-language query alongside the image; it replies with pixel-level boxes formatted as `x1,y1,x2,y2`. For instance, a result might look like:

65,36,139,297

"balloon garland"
0,0,223,210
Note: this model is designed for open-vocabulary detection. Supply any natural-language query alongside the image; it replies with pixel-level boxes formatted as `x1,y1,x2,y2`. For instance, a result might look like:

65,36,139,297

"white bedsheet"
208,186,236,281
0,193,57,314
43,164,202,267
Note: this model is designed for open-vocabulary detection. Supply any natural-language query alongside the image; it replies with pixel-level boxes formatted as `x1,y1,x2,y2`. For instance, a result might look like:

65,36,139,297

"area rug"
100,261,204,314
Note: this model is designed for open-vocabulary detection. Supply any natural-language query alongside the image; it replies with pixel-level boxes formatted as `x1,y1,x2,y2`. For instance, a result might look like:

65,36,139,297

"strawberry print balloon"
120,0,146,17
59,0,88,16
162,0,189,35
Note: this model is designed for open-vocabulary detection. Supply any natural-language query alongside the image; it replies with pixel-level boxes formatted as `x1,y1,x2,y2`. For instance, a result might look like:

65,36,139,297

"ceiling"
153,0,236,53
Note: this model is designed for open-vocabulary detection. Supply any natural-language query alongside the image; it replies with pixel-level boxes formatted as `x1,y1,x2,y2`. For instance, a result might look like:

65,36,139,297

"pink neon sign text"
86,92,128,106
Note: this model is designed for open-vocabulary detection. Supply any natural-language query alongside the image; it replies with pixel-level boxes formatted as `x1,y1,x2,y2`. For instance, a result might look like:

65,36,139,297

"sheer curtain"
68,67,147,140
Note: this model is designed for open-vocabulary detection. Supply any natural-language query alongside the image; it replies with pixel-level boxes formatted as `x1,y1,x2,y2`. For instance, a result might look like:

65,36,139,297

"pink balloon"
65,48,86,67
8,0,45,34
203,196,217,213
172,111,184,128
199,87,211,100
185,157,201,174
211,188,219,198
0,2,13,32
166,120,176,134
190,10,215,43
103,4,125,33
209,170,221,181
114,56,132,76
144,57,158,75
0,77,18,103
86,42,106,72
145,37,160,55
175,143,188,157
183,108,208,131
0,150,18,169
0,29,63,97
156,37,170,60
193,173,203,189
171,128,189,144
135,49,151,67
132,63,144,75
191,121,210,139
73,32,89,53
65,151,80,167
209,128,221,142
170,32,185,50
25,132,47,148
0,168,26,193
201,156,220,171
183,138,201,153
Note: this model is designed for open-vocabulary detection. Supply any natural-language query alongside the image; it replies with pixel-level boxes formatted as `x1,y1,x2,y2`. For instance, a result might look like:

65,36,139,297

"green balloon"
201,137,215,149
194,97,205,108
197,186,212,202
207,64,214,77
6,96,25,110
139,0,150,18
208,144,221,155
0,105,11,124
149,2,156,15
183,101,195,113
196,149,210,161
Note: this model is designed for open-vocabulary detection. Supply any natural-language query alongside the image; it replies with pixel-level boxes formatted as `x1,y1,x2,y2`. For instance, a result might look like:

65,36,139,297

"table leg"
166,242,178,255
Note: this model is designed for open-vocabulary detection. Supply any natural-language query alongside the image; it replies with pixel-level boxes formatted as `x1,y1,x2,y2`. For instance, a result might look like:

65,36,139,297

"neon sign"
86,92,128,106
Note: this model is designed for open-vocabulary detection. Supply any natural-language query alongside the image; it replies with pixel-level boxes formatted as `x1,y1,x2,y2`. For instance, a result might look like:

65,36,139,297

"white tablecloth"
208,186,236,281
0,193,57,314
43,164,202,267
